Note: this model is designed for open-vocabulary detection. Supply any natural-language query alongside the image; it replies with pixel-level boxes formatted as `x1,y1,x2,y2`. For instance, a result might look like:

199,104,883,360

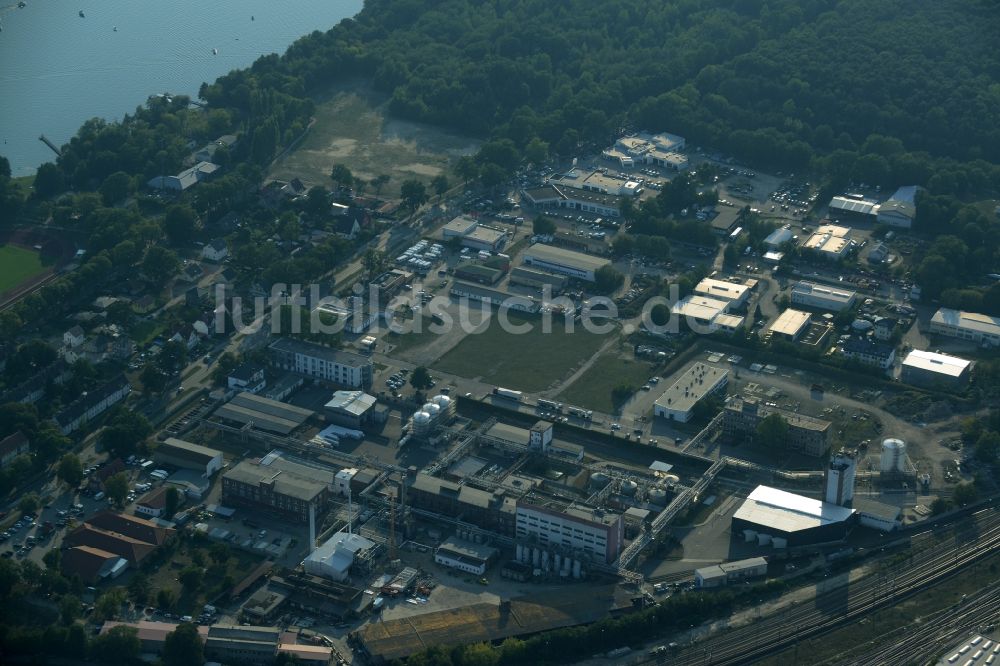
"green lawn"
0,245,47,293
433,313,612,392
558,354,656,413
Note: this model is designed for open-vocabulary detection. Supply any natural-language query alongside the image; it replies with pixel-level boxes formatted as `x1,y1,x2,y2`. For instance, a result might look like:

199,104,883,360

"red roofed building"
65,525,157,564
61,545,128,583
85,511,174,547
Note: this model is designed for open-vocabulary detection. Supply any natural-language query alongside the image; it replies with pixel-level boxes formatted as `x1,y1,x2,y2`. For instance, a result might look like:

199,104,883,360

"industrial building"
768,309,812,341
357,584,637,662
732,485,856,548
268,337,373,388
522,244,610,282
65,512,174,564
303,531,378,582
653,363,729,423
695,557,768,588
876,186,918,229
801,224,853,260
929,308,1000,347
449,282,539,313
408,473,518,535
153,437,223,478
61,545,128,584
324,390,377,428
669,295,744,333
604,132,688,169
824,450,857,507
693,278,751,307
221,452,332,524
369,268,414,305
900,349,972,388
509,266,569,294
763,226,795,249
434,537,499,575
484,421,582,462
515,500,624,564
522,184,624,218
228,363,266,394
548,169,644,197
462,226,507,252
442,215,479,238
723,397,831,457
840,336,896,370
828,195,878,221
215,391,314,435
853,499,902,532
790,281,857,312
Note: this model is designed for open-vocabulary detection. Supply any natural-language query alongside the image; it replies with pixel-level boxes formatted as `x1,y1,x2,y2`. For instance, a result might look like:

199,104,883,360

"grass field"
0,245,47,293
558,353,656,413
433,314,611,392
268,80,480,198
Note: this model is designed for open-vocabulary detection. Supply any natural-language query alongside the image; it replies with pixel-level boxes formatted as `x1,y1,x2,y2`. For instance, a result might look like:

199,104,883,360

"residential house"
54,376,131,435
64,326,86,348
61,546,128,584
202,239,229,262
146,161,219,192
135,486,181,519
88,458,127,492
0,431,30,468
132,295,156,314
841,336,896,370
228,363,266,394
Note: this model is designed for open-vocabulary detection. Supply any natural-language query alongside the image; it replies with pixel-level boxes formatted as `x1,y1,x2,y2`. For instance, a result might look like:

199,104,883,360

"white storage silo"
412,411,432,437
621,480,639,496
423,402,441,422
880,438,907,474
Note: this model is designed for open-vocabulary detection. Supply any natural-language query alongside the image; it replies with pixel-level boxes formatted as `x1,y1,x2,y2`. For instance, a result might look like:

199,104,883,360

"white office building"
515,502,624,564
269,338,373,388
694,278,750,307
790,281,857,312
929,308,1000,347
653,363,729,423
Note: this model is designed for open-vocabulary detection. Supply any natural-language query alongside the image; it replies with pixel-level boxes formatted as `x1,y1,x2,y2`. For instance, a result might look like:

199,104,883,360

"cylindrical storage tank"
412,411,431,436
589,472,611,489
516,544,524,562
572,560,582,579
744,529,758,543
757,533,772,546
772,537,788,549
423,403,441,421
621,480,639,496
880,438,906,473
663,474,680,486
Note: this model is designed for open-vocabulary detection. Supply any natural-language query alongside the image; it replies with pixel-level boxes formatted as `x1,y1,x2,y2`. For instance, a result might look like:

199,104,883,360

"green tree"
453,156,479,185
157,588,176,611
432,174,450,199
975,431,1000,464
755,413,789,448
209,542,230,566
330,164,354,190
400,179,428,210
163,622,204,666
140,363,167,394
611,384,634,408
99,171,132,206
179,566,204,594
60,594,82,625
953,482,979,507
410,366,433,390
163,205,200,246
100,409,151,457
370,174,390,195
141,246,180,286
94,587,127,622
104,472,129,506
91,624,141,665
593,265,625,294
128,571,151,606
57,453,84,490
43,546,62,572
157,339,189,374
33,162,65,199
19,493,40,515
164,486,180,519
524,137,549,164
532,216,556,236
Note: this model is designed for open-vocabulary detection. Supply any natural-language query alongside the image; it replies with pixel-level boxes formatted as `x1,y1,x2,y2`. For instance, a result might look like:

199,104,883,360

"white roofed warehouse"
434,537,499,576
929,308,1000,347
522,244,610,282
768,309,812,342
790,281,857,312
901,349,973,388
324,390,377,428
732,485,856,549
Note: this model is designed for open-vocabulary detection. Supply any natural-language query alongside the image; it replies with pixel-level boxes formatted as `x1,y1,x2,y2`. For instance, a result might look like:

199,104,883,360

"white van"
93,492,105,501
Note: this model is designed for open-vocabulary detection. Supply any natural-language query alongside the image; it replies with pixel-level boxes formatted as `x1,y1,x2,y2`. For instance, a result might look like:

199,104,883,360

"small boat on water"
113,26,117,32
79,10,84,18
18,2,26,9
212,48,218,55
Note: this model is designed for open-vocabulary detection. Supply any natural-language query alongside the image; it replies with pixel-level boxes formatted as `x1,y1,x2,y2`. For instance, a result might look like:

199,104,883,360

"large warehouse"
900,349,973,387
929,308,1000,347
221,451,332,523
153,438,223,478
214,392,314,435
790,281,857,312
732,485,856,548
653,362,729,423
521,244,610,282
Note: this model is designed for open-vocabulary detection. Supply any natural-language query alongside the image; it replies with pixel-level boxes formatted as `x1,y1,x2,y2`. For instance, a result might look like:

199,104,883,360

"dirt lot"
268,80,481,198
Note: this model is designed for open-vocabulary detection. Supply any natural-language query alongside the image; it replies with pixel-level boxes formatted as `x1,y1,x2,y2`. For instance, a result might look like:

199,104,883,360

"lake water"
0,0,363,175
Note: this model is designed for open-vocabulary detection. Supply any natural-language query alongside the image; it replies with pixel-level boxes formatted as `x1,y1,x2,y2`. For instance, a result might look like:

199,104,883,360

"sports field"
0,245,47,294
432,314,610,392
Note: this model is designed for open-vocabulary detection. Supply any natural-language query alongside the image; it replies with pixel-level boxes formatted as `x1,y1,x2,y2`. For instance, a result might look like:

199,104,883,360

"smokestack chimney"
309,502,316,548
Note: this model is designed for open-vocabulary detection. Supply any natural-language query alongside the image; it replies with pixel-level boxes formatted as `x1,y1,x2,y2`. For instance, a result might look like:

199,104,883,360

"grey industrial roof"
829,196,877,215
224,457,329,503
436,537,498,564
157,438,222,465
268,337,371,367
901,349,971,378
523,244,610,273
324,391,376,416
654,362,729,414
214,392,314,435
853,498,901,522
733,486,854,533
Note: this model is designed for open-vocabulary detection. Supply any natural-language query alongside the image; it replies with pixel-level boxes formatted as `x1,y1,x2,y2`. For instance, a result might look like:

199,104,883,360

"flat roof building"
828,196,877,219
462,226,507,252
653,363,729,423
876,186,918,229
929,308,1000,347
901,349,973,387
669,295,744,333
269,337,373,388
515,500,624,564
221,453,333,523
763,226,795,249
303,531,377,582
802,224,853,260
769,309,812,341
732,485,855,548
509,266,569,294
434,537,499,576
694,278,750,306
790,281,857,312
153,437,223,477
442,215,479,237
450,282,539,313
522,244,610,282
215,392,314,435
695,557,768,588
841,336,896,370
723,397,831,457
